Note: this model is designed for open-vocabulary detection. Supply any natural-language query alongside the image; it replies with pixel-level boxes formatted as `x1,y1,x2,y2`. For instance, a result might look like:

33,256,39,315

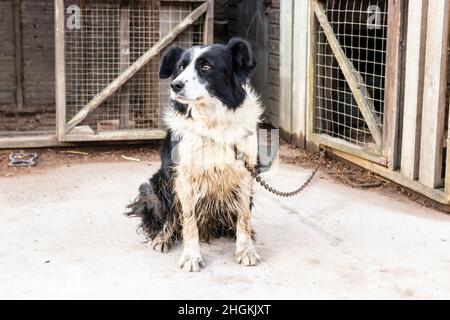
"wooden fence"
280,0,450,205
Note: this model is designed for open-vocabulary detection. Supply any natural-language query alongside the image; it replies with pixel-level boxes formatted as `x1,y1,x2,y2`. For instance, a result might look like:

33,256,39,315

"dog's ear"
227,37,256,81
159,45,185,79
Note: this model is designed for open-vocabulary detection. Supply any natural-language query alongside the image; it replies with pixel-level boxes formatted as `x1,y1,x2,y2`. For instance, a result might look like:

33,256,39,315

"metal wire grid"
314,0,388,145
64,0,204,132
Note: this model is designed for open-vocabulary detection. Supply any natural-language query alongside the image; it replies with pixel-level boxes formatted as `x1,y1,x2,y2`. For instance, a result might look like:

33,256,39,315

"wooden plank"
310,133,385,165
291,0,309,148
401,0,427,179
65,1,209,134
145,0,160,130
65,129,166,142
314,1,382,146
0,131,166,149
279,0,294,141
306,0,319,152
0,135,60,149
54,0,66,141
14,0,23,110
119,0,130,130
383,0,405,170
419,0,450,188
203,0,214,45
328,148,449,205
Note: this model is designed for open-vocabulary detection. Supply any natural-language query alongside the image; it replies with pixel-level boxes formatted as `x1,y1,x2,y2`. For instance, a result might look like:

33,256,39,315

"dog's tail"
125,181,164,240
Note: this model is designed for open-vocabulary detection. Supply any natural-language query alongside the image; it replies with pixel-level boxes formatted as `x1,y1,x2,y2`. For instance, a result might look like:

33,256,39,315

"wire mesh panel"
314,0,388,146
64,0,204,133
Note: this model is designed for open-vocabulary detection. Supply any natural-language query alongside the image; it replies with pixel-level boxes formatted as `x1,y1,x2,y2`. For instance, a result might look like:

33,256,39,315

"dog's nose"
171,81,184,93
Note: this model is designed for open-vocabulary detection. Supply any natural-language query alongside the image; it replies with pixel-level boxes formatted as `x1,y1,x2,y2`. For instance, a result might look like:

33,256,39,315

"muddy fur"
126,133,251,243
126,38,264,270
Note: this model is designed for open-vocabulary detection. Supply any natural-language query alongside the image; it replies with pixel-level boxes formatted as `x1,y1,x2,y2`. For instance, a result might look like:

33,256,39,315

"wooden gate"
55,0,213,142
308,0,403,168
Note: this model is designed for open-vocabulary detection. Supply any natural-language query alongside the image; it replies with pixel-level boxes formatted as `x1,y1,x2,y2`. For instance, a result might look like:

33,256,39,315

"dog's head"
159,38,256,110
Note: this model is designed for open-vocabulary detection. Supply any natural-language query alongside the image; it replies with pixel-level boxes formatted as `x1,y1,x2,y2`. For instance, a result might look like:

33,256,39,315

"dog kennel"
0,0,213,147
280,0,450,204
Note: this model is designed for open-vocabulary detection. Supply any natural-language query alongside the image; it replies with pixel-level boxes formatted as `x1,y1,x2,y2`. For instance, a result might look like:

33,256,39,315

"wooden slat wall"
22,0,55,108
279,0,293,139
0,0,16,107
419,0,450,188
267,0,280,128
227,0,280,127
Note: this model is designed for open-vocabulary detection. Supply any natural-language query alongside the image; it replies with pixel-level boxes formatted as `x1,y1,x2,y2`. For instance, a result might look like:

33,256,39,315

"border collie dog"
126,38,263,272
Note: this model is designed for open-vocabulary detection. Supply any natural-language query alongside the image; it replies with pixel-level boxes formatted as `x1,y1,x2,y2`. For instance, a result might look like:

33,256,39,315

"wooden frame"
0,0,211,149
0,130,167,149
327,148,449,205
306,0,390,164
383,0,405,169
302,0,450,205
55,0,211,142
203,0,214,45
314,0,383,146
306,0,318,152
119,0,131,130
63,1,210,134
55,0,66,142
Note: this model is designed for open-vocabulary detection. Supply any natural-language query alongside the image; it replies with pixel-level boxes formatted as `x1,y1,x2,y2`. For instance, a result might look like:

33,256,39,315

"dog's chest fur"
164,87,262,239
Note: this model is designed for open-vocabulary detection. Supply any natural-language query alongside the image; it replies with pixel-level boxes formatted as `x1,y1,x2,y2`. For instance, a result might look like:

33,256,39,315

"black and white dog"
126,38,263,272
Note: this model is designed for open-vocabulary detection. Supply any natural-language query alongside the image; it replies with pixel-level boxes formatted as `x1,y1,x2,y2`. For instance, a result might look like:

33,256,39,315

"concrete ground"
1,161,450,300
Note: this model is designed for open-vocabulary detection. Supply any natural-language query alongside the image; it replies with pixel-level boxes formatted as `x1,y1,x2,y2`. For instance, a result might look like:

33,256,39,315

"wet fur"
126,38,262,270
126,87,262,243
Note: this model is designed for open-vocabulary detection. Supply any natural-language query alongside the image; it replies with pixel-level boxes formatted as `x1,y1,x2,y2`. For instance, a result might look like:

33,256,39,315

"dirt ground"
0,143,161,177
0,141,443,212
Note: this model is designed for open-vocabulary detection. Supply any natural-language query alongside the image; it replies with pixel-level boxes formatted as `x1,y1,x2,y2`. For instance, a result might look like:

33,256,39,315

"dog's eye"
179,65,185,71
201,64,212,72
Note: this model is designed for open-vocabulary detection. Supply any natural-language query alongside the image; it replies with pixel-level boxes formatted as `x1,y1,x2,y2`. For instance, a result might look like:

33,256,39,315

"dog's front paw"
179,253,205,272
235,247,260,266
152,234,172,253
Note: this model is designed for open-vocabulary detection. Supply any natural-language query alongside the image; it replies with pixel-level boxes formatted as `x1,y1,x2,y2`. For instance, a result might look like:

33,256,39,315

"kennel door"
310,0,402,167
54,0,213,142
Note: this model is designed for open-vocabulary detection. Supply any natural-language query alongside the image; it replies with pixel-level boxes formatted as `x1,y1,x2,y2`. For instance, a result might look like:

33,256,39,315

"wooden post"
291,0,309,149
279,0,294,141
119,0,130,129
146,0,160,129
65,1,208,133
14,0,23,110
203,0,214,45
306,0,319,152
401,0,427,179
419,0,450,188
383,0,405,169
55,0,66,141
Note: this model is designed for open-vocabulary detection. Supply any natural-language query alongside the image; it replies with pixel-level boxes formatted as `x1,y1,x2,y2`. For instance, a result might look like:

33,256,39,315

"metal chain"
246,164,320,197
